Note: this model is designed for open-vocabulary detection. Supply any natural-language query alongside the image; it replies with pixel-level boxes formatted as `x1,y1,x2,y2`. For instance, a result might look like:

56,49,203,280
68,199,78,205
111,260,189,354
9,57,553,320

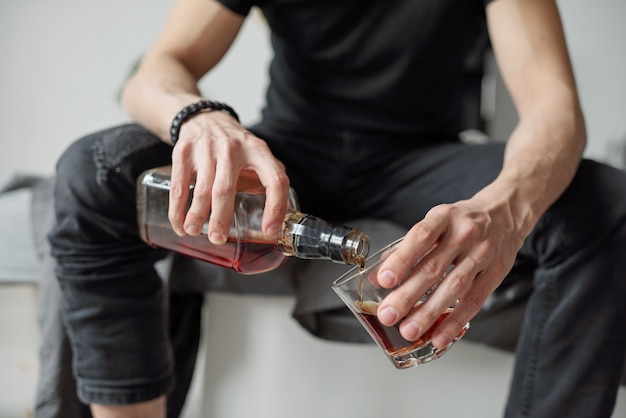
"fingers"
205,136,290,242
241,139,291,238
169,115,290,244
376,204,503,349
380,254,486,349
376,240,460,331
375,211,450,328
258,171,291,238
169,125,218,238
204,165,236,244
376,208,449,289
168,149,197,237
428,270,491,349
402,257,489,350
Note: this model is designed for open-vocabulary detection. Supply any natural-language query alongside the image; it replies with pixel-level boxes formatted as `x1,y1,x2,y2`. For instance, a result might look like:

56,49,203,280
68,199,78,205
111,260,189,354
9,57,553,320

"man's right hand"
168,109,291,245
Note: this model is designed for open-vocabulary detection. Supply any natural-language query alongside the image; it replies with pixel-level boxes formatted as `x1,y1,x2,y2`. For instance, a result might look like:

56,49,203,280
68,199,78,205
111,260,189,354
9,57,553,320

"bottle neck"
341,229,370,267
279,212,370,265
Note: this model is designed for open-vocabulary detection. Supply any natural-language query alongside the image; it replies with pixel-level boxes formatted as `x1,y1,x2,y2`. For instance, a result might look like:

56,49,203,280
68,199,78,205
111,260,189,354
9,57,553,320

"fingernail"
378,269,396,287
432,330,450,349
400,321,421,341
378,306,399,325
185,224,200,235
265,223,280,237
209,232,226,244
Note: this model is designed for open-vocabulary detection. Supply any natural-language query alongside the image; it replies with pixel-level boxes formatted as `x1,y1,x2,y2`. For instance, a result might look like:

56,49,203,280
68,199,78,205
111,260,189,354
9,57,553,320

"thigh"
362,141,506,227
521,159,626,262
262,131,506,225
49,124,176,404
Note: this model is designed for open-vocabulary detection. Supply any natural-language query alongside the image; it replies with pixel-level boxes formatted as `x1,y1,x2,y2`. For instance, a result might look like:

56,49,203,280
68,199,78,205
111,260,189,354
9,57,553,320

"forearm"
478,89,586,238
121,55,203,144
119,0,245,144
483,0,587,238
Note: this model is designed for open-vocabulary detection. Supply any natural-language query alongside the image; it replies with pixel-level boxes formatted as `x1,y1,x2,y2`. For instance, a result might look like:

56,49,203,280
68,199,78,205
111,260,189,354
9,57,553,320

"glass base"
387,322,470,369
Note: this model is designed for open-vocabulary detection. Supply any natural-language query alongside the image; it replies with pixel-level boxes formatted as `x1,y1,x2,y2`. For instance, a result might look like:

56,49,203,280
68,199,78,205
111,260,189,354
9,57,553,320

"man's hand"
374,0,585,353
168,110,290,244
375,192,526,351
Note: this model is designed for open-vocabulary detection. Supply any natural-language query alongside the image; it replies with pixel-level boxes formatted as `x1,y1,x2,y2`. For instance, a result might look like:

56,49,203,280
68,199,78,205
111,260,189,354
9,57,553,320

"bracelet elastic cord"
169,100,240,145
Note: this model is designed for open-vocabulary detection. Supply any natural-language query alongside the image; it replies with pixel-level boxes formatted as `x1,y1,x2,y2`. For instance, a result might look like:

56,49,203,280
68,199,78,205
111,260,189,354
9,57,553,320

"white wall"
486,0,626,163
560,0,626,161
1,1,625,417
0,0,270,181
2,1,625,181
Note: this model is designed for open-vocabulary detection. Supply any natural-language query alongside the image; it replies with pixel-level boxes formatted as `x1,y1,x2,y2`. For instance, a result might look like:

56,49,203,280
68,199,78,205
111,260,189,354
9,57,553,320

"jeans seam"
519,273,556,417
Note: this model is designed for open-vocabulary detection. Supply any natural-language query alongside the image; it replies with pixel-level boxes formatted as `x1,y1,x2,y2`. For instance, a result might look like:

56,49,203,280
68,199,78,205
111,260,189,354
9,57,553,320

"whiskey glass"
332,238,469,369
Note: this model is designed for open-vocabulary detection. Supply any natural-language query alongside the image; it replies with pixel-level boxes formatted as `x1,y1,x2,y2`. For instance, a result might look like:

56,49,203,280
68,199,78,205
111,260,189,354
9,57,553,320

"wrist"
170,100,239,146
477,177,543,238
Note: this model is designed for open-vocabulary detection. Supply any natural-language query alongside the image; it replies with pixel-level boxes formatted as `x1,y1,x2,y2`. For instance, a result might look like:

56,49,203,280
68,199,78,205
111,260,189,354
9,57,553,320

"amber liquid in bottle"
144,225,286,274
137,166,370,274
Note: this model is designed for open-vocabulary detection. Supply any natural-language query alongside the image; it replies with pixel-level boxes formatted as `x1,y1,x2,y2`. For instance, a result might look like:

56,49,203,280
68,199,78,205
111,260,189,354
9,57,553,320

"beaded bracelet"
169,100,240,145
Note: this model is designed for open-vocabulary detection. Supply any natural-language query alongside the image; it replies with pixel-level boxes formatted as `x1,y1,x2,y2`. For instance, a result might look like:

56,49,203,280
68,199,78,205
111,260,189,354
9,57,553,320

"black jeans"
49,123,626,417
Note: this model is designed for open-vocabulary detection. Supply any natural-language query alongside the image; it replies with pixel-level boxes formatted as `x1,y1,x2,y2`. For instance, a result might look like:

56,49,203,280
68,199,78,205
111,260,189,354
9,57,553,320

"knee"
573,160,626,217
49,124,168,264
55,132,98,191
55,124,171,210
531,160,626,261
56,124,163,188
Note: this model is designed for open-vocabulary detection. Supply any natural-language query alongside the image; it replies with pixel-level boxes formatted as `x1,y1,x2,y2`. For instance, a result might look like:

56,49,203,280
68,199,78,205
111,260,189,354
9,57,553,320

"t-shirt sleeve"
216,0,255,16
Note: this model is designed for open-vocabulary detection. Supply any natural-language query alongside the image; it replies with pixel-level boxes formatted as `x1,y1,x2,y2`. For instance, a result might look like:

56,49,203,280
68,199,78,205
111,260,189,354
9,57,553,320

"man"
48,0,626,416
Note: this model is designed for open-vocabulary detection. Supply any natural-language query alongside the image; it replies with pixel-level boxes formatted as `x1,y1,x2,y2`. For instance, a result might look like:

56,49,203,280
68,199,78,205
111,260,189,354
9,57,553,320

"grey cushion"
0,174,42,283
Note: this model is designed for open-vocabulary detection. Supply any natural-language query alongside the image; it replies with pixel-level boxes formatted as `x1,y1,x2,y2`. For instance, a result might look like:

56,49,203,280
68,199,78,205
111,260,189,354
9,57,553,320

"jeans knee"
56,124,165,189
49,124,171,272
51,124,171,249
532,160,626,259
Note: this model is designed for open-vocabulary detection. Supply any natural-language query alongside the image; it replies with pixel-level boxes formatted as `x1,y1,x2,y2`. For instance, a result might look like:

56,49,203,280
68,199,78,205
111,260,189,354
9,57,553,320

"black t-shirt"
218,0,490,141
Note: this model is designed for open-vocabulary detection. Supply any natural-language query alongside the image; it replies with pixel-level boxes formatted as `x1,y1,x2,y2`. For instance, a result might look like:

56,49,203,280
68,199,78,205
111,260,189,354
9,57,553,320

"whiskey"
145,223,287,274
355,300,460,356
136,166,370,274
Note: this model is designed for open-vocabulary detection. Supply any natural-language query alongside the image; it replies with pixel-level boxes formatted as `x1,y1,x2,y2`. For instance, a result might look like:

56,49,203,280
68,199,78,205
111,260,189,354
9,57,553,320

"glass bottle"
136,166,370,274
